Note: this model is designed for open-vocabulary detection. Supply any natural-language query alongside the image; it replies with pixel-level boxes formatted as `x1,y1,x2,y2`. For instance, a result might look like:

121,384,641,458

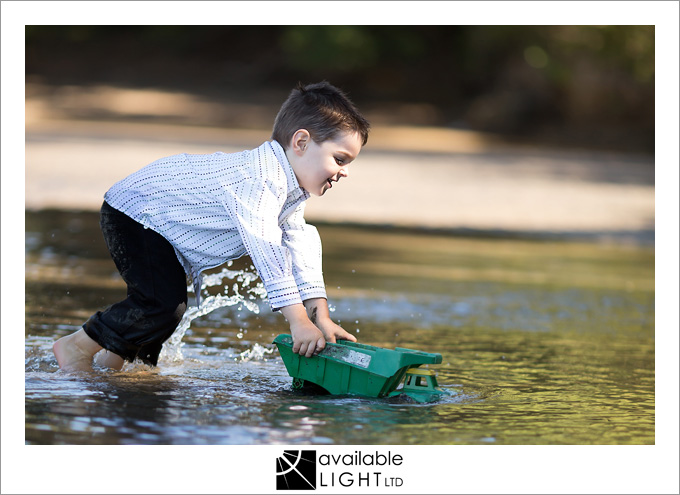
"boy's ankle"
72,329,103,356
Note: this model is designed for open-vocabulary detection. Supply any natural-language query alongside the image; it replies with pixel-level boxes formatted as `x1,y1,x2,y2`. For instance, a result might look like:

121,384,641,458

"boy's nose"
338,167,349,178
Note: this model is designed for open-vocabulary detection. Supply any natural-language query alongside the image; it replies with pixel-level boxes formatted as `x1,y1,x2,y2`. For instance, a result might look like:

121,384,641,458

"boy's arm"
226,180,305,311
280,207,327,303
303,298,358,344
280,304,326,357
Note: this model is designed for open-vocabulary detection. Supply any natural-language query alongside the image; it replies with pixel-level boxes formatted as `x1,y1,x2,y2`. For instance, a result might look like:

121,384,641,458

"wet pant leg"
83,201,188,366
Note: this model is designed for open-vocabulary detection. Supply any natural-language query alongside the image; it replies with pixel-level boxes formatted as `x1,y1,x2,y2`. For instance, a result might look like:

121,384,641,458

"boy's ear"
291,129,311,155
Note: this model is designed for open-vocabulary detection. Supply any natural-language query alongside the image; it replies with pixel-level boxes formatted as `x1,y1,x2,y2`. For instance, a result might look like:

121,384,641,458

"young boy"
53,81,370,372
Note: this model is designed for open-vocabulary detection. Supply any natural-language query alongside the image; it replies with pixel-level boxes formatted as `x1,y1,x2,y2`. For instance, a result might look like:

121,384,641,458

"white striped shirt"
104,140,326,310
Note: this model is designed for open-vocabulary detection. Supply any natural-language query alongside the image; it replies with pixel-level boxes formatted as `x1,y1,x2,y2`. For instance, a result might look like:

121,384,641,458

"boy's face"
286,130,363,197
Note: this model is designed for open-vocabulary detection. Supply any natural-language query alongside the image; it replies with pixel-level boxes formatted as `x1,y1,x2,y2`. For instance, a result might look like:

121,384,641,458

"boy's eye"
334,157,344,165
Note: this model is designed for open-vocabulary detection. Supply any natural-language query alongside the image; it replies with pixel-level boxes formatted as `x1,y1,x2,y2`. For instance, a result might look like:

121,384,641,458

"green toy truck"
273,334,449,403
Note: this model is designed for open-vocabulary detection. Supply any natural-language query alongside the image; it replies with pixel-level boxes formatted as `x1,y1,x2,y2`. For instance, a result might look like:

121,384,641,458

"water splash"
160,265,267,363
120,360,158,373
25,335,60,372
237,343,275,363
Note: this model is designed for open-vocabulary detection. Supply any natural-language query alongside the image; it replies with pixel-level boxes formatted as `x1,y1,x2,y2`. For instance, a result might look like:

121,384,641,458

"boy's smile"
285,130,363,197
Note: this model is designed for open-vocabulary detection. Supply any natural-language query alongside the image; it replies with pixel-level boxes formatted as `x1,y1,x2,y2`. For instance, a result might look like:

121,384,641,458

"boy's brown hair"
272,81,370,149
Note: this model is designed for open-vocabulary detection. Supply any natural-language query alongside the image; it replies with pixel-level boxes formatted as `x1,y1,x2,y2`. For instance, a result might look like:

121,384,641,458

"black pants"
83,201,188,366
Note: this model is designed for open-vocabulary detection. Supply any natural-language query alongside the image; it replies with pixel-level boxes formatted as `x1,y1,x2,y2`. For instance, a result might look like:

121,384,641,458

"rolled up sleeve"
281,203,327,302
226,179,303,310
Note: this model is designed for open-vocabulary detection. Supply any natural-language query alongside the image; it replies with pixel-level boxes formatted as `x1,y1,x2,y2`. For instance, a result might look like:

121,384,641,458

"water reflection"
25,210,654,444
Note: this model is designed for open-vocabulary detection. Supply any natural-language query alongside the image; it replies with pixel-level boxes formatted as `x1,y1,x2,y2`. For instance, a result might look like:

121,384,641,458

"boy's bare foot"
94,350,124,370
53,329,103,372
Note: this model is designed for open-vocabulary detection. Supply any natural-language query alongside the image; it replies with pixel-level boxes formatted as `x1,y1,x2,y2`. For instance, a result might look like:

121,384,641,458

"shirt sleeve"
226,178,302,311
281,202,327,302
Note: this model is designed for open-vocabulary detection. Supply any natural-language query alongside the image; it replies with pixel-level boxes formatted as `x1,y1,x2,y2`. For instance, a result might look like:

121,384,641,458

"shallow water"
25,210,654,445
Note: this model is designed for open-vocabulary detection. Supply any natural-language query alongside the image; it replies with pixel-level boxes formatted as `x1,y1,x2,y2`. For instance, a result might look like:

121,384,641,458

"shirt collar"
269,140,310,201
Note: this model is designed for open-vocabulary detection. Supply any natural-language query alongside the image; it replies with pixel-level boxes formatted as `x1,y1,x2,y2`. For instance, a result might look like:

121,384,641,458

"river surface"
24,210,655,445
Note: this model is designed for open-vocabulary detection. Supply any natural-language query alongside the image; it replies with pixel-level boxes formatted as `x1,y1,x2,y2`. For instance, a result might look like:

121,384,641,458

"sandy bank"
25,87,654,243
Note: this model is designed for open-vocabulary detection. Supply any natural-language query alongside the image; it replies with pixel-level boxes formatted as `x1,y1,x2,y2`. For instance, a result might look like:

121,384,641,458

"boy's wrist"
303,297,331,325
280,303,310,325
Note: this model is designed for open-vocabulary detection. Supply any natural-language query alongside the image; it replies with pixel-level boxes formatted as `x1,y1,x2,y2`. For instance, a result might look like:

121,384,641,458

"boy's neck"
272,141,306,195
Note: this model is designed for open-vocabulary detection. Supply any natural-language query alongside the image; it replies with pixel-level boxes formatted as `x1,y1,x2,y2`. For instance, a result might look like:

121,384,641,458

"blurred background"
26,25,654,151
25,25,655,240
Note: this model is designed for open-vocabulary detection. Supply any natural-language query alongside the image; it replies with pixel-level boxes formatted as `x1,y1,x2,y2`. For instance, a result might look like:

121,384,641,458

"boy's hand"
290,320,326,357
304,297,358,344
280,304,326,357
315,318,357,344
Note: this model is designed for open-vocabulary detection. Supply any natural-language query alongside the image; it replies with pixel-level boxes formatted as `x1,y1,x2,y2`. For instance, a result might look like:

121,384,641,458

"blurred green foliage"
26,25,654,150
